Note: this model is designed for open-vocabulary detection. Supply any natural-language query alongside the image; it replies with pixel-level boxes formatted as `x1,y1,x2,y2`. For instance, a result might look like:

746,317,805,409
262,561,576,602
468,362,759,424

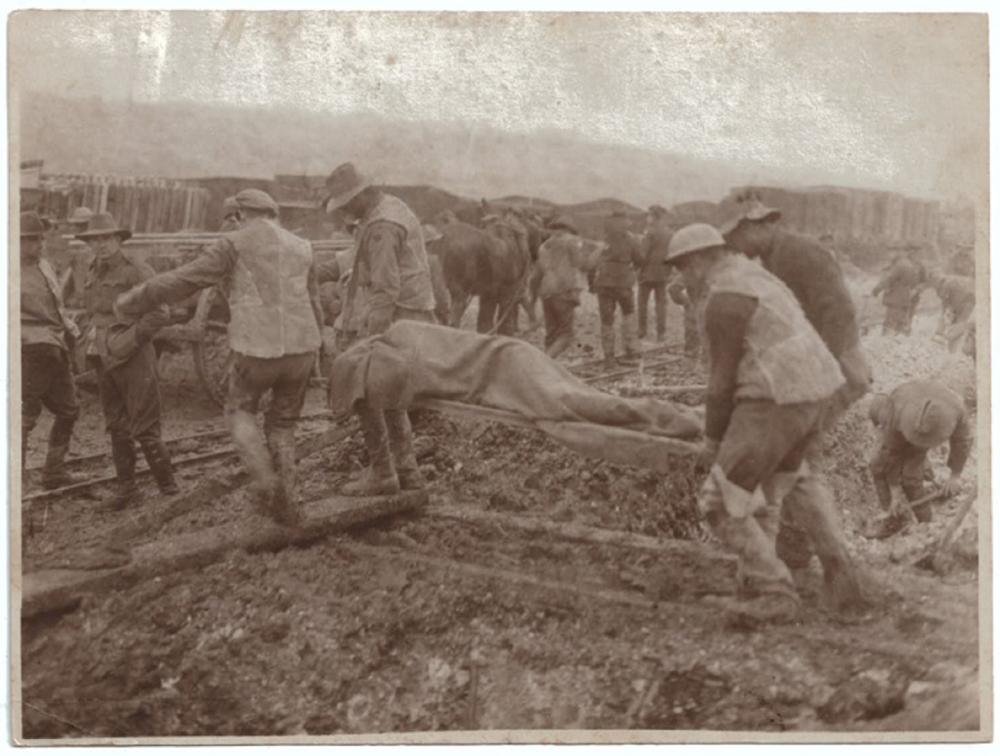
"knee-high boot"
386,409,424,491
108,435,139,511
41,417,79,490
266,426,303,526
342,404,401,496
138,437,179,496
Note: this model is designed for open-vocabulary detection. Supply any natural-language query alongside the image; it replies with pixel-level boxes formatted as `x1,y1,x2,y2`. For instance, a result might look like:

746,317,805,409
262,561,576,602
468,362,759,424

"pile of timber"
31,174,211,233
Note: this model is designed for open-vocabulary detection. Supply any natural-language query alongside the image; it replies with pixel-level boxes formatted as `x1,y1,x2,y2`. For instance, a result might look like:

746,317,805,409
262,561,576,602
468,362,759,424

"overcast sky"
9,11,987,199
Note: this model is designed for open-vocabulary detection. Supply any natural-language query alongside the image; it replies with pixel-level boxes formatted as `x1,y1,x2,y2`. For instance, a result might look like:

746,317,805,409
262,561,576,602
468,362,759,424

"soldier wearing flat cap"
116,189,324,527
323,161,435,497
78,212,178,509
20,211,82,489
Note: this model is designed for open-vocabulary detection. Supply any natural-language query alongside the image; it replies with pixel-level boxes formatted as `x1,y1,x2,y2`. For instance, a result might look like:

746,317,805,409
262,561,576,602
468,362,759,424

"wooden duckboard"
19,490,427,619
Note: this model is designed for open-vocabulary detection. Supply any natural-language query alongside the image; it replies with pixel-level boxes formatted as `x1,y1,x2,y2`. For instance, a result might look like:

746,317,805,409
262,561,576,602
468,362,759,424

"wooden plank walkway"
20,490,426,618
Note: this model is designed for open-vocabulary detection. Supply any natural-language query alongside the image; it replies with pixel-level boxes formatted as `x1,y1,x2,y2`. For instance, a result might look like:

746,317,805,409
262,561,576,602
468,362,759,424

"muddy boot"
342,405,400,496
386,410,425,491
620,312,641,363
139,438,180,496
41,445,78,490
911,501,933,523
600,325,617,370
266,427,303,527
775,518,814,573
229,408,280,513
40,418,79,490
108,436,139,511
706,591,802,631
863,512,907,540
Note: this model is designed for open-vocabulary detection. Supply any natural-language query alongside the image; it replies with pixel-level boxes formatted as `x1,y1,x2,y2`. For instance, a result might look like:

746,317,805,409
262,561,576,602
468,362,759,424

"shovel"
896,488,947,525
862,488,945,540
913,490,977,573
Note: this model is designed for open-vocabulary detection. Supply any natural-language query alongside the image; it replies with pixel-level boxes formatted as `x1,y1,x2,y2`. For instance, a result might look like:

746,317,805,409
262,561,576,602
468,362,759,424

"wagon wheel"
192,288,233,408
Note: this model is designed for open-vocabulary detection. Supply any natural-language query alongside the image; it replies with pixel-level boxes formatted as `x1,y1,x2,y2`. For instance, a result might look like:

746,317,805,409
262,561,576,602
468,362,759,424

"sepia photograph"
7,8,992,744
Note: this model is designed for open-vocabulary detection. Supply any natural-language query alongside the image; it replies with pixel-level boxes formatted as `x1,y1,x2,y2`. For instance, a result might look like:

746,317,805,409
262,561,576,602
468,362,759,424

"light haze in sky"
10,11,987,200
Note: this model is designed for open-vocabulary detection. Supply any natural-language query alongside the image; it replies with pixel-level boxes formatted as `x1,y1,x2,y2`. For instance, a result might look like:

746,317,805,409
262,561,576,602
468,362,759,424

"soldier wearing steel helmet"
865,380,972,539
115,189,324,526
666,223,866,626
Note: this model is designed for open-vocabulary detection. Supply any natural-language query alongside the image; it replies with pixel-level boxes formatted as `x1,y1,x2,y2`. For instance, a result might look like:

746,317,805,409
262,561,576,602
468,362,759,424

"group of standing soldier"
871,240,976,355
530,204,702,368
20,208,179,505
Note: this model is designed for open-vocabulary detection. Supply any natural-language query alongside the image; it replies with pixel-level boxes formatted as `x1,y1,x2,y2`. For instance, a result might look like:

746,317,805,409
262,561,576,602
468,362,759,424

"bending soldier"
667,223,866,625
116,190,323,525
930,272,975,353
865,380,972,539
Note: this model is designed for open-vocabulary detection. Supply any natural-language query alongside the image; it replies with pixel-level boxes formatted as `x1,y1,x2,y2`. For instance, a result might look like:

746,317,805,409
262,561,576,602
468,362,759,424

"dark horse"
434,203,545,335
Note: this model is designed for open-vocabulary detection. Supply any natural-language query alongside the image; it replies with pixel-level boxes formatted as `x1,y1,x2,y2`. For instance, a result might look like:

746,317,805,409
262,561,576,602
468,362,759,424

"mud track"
18,286,983,739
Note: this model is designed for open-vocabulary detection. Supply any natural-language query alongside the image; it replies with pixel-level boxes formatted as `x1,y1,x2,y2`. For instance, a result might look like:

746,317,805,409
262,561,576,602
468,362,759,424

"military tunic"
116,217,323,428
698,254,852,599
21,258,80,460
869,380,972,518
83,251,170,444
873,256,921,335
637,221,673,339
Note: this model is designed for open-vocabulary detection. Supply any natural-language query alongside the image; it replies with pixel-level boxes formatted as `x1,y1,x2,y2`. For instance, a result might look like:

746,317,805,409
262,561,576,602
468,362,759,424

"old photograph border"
4,2,996,747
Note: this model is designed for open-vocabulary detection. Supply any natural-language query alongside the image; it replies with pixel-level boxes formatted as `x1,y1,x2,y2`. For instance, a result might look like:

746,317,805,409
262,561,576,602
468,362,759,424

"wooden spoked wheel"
192,288,233,408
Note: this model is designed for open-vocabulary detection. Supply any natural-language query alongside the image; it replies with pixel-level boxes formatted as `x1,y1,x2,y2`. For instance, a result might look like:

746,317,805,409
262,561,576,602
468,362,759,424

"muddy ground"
18,278,985,739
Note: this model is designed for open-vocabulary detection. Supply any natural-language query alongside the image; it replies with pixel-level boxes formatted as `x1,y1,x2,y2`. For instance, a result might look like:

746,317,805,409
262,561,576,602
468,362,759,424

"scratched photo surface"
9,10,990,743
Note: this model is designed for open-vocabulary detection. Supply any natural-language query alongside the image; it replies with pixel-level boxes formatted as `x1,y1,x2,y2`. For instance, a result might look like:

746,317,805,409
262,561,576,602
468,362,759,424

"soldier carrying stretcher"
665,222,868,626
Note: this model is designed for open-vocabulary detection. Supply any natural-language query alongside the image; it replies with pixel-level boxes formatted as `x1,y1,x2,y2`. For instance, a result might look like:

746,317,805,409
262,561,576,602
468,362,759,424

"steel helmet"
666,223,726,263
